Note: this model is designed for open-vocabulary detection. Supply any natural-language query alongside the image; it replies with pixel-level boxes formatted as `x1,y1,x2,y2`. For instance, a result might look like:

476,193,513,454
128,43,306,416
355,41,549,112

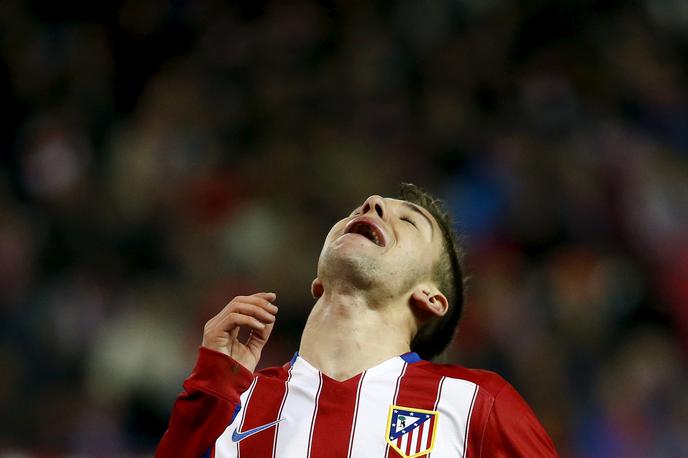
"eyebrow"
401,201,434,238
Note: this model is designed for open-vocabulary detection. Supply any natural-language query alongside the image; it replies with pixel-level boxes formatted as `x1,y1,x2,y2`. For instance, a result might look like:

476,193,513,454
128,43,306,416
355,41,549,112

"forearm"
155,347,254,457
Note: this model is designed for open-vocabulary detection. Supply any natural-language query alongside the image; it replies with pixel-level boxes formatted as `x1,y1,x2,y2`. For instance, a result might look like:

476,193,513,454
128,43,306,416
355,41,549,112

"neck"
298,288,413,381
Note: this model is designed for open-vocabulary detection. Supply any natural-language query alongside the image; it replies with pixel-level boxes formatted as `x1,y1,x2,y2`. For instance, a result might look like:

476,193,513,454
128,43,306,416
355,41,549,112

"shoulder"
412,362,559,456
254,361,291,380
413,361,549,425
413,361,558,456
411,360,510,399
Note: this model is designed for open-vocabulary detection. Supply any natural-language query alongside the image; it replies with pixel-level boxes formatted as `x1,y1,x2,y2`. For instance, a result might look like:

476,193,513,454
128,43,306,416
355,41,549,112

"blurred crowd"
1,0,687,456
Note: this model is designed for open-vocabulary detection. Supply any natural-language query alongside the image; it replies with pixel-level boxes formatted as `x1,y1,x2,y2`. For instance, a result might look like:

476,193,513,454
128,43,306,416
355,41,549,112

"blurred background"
1,0,687,456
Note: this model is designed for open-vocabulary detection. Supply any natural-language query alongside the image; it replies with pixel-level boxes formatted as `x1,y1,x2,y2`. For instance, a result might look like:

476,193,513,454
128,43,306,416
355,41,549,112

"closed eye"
400,215,417,227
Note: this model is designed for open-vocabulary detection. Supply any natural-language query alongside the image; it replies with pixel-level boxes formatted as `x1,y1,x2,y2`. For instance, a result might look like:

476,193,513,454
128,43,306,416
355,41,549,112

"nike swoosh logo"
231,418,285,442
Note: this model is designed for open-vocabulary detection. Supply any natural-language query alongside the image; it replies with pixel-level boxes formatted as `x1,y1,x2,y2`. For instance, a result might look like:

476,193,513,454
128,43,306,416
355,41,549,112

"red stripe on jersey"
237,370,290,458
425,376,444,456
307,372,363,457
415,422,425,454
405,429,413,455
235,378,258,458
346,371,367,458
387,365,444,458
464,387,491,458
425,415,435,451
271,369,293,458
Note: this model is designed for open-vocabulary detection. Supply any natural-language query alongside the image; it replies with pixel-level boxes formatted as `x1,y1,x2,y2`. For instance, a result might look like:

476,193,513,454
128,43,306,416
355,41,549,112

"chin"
318,246,383,290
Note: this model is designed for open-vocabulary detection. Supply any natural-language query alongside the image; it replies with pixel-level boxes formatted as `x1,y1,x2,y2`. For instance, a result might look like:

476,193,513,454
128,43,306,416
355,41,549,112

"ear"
311,278,324,299
410,285,448,321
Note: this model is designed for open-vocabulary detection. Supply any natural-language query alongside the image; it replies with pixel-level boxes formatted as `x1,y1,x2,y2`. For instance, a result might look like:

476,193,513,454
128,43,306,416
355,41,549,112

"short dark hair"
399,183,465,360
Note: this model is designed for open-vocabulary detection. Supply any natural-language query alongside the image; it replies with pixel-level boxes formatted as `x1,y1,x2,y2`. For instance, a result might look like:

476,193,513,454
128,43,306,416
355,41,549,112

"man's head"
313,183,465,360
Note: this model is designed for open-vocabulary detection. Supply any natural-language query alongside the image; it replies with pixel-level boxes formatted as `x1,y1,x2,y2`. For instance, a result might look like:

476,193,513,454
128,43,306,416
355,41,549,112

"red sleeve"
155,347,254,458
480,382,558,457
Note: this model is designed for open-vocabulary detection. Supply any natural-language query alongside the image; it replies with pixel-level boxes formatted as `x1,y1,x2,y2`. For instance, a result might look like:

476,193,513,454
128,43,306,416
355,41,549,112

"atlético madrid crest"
385,405,439,458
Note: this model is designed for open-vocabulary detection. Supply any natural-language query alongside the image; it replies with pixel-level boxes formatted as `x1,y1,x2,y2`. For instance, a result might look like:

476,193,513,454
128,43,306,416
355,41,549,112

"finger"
226,302,276,324
253,292,277,302
211,298,276,327
246,318,276,350
235,294,277,309
229,326,240,341
224,313,267,331
232,295,278,314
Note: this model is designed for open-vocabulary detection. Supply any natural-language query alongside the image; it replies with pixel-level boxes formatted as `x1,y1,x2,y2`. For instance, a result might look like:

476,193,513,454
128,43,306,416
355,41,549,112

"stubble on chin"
318,246,384,292
317,240,429,300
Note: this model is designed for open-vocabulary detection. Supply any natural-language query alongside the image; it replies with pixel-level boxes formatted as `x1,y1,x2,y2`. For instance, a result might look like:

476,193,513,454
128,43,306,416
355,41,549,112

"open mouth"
344,218,386,247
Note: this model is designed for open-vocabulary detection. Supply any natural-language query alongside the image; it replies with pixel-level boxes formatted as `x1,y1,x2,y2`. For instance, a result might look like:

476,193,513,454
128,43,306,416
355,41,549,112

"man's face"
316,195,443,297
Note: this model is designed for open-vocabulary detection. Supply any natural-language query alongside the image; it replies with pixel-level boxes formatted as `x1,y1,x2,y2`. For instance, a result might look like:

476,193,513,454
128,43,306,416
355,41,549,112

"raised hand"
202,292,278,372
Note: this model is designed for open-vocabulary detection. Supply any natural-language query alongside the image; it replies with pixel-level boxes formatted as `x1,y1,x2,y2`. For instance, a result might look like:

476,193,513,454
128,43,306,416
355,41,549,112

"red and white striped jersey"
156,347,558,458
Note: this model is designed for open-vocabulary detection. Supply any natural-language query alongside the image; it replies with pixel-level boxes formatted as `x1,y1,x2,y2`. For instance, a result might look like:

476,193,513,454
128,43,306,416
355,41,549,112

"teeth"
350,222,381,246
365,226,380,245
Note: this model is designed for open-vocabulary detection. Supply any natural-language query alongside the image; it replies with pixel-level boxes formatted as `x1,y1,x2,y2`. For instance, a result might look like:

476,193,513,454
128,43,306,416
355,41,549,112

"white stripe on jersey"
462,386,478,457
305,373,323,457
403,419,431,455
429,378,478,457
347,357,408,458
215,376,258,458
273,357,323,457
419,421,431,452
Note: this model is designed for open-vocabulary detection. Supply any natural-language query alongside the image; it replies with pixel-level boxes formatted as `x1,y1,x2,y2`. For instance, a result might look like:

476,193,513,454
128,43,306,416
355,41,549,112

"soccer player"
155,184,558,457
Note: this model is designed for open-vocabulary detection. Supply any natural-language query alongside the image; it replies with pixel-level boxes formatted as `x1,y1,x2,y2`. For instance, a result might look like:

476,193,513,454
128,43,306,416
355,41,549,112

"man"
156,184,558,457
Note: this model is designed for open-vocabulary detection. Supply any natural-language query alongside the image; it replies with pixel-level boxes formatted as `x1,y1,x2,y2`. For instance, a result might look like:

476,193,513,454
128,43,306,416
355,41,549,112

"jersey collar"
289,351,422,367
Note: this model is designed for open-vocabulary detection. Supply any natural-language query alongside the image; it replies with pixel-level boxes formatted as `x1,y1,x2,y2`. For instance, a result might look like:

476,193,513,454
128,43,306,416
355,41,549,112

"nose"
361,195,386,219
